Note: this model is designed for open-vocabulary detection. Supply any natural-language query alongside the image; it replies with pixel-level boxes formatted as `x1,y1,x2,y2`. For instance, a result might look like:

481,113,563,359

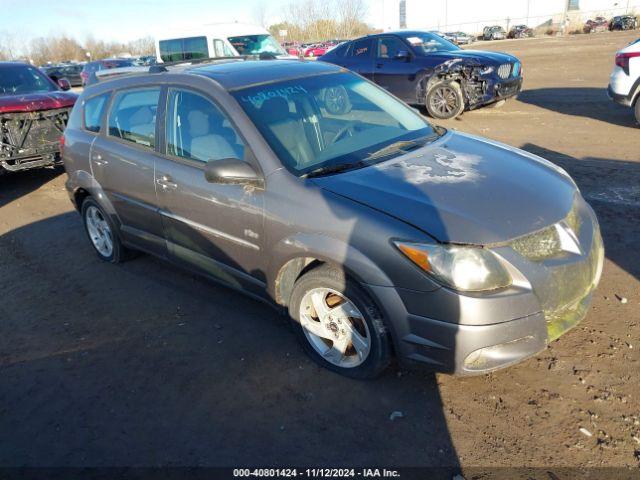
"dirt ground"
1,31,639,472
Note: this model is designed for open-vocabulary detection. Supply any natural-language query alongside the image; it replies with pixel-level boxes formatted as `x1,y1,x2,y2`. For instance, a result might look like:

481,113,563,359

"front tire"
426,81,465,119
635,99,640,126
289,265,391,379
81,197,130,263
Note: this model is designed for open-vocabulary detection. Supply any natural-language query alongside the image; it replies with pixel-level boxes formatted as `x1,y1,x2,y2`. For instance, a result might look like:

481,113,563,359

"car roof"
0,61,31,68
188,59,344,91
85,59,346,93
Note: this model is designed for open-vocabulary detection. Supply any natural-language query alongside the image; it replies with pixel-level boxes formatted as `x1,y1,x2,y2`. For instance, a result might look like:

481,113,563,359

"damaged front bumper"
367,195,604,375
0,107,71,172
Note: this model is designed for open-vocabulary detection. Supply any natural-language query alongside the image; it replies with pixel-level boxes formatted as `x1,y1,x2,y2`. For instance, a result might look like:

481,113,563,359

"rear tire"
289,265,391,379
426,81,465,120
81,197,133,263
635,99,640,126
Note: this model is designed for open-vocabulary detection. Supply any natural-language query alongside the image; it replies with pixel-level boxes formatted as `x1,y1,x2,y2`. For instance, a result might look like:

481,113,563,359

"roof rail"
91,54,278,85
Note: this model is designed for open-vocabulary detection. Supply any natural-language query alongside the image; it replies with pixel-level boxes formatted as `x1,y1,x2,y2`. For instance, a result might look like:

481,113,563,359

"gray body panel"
63,60,603,375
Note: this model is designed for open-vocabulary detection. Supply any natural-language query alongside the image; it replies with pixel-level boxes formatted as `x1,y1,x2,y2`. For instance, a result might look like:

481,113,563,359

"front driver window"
376,37,407,58
166,89,245,163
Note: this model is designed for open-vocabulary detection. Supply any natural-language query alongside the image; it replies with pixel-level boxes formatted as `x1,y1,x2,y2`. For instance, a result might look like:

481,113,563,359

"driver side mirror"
395,50,411,61
204,158,263,187
57,78,71,91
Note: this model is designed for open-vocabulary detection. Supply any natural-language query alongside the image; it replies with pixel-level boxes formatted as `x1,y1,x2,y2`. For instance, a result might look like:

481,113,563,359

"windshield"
233,72,438,176
0,65,57,96
400,32,459,54
228,34,286,56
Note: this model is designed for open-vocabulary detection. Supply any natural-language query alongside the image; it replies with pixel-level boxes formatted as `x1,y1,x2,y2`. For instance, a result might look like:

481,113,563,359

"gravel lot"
1,31,639,470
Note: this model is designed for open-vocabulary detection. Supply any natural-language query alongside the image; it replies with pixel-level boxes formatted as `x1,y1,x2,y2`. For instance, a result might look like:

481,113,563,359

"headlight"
395,242,512,292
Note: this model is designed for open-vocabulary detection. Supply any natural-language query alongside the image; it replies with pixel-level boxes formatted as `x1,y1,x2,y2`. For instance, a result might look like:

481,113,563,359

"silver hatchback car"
62,59,604,378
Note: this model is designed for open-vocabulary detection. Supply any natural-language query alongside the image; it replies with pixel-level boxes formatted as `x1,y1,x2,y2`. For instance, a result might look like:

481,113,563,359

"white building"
376,0,640,34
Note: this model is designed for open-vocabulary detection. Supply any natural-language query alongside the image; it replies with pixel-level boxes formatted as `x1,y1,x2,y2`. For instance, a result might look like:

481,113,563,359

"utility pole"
561,0,569,35
444,0,448,31
526,0,531,25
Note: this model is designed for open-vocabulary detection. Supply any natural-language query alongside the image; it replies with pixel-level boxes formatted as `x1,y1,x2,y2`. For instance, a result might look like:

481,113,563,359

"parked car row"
585,14,638,33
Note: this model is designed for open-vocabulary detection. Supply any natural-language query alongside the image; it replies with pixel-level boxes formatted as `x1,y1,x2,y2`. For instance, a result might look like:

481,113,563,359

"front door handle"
376,63,384,68
157,175,178,190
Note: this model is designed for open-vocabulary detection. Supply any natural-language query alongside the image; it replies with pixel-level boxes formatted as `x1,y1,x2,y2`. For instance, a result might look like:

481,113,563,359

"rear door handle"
376,63,384,68
92,154,108,166
157,175,178,190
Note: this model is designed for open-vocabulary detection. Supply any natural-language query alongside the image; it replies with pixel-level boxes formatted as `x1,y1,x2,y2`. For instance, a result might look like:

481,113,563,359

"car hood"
0,91,78,114
426,49,516,67
312,131,577,245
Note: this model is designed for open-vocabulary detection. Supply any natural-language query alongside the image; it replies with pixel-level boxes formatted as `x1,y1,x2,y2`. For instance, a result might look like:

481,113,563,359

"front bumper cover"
367,200,603,376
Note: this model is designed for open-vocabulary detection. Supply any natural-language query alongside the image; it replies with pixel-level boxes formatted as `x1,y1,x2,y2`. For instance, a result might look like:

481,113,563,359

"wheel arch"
269,234,394,307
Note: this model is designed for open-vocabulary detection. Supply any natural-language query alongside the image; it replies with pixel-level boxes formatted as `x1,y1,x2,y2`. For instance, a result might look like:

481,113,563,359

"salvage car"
483,26,506,40
607,38,640,124
584,16,609,33
319,31,523,119
62,59,603,378
609,15,638,31
0,62,77,174
508,25,534,39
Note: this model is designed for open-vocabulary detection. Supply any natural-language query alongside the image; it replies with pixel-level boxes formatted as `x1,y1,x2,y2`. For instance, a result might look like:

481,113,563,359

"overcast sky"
1,0,387,44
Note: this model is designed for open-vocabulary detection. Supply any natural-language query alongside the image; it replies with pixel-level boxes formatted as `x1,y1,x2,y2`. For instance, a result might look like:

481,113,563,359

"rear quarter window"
83,92,111,133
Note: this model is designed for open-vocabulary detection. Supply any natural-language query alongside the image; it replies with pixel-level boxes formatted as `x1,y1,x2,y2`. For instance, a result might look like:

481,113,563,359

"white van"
155,23,293,63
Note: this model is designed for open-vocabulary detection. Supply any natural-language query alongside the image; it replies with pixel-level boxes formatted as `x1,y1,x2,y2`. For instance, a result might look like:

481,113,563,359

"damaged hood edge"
311,130,577,246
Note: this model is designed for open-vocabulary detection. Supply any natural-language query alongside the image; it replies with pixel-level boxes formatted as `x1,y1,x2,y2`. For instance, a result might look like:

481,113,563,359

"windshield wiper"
303,133,442,179
365,134,439,161
303,161,369,178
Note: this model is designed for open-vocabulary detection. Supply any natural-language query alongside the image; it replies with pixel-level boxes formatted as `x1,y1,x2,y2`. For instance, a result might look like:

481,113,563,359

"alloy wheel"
85,205,114,258
299,287,371,368
430,86,459,116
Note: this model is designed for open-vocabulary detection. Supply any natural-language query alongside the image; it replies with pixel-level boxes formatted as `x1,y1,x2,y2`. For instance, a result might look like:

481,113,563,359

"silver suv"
63,59,603,378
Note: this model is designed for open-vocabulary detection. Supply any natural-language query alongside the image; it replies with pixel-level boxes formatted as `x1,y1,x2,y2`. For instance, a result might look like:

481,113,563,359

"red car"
304,44,335,58
584,16,609,33
0,62,78,174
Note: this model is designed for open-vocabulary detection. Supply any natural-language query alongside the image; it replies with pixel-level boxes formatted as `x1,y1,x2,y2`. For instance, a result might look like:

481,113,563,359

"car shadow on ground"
0,210,460,471
0,167,64,209
517,88,638,128
522,143,640,282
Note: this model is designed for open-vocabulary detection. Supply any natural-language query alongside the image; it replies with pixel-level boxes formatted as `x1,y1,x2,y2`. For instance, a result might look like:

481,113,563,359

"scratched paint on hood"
372,147,483,185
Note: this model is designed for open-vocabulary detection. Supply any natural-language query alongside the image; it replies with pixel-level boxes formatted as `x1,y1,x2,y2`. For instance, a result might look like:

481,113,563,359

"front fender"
267,232,395,301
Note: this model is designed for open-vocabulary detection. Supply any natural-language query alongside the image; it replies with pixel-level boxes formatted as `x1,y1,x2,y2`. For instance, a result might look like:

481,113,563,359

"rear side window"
83,93,110,133
108,88,160,149
159,36,208,62
350,39,372,58
330,43,349,58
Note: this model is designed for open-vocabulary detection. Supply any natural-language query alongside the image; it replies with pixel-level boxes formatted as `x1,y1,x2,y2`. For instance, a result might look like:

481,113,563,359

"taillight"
615,51,640,75
59,135,65,157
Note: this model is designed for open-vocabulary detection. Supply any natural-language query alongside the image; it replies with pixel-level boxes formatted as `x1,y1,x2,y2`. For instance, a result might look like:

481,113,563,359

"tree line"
262,0,378,43
0,31,154,65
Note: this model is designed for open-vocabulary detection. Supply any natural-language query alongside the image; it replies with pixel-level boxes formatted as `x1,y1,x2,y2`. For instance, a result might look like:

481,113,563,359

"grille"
497,63,512,79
